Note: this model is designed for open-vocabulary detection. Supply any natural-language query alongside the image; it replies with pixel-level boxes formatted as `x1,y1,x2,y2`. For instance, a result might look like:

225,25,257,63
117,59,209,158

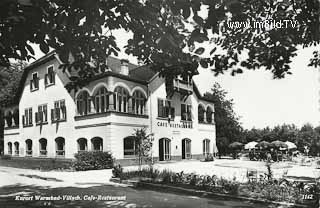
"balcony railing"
8,151,12,155
173,79,193,94
14,150,19,156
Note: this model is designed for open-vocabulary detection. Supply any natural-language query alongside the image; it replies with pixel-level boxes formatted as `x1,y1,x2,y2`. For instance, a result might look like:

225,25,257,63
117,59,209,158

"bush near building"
73,151,114,171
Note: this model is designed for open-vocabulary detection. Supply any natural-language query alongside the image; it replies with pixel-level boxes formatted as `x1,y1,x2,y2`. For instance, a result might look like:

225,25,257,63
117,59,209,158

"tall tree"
0,0,319,89
204,83,242,156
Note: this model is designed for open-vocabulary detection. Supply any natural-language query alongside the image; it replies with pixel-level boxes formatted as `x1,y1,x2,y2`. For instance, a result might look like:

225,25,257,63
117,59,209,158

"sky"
31,30,320,130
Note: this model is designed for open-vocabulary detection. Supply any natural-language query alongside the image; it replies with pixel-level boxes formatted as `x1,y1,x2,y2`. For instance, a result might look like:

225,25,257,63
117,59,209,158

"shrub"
112,164,124,178
73,151,114,171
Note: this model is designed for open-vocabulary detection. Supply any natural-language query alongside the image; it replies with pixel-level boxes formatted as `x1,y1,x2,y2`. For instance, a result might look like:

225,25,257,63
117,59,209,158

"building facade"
3,52,216,164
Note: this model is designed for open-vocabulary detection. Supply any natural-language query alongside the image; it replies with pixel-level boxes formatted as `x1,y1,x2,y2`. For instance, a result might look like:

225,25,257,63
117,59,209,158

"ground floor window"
182,138,191,159
159,138,171,161
78,138,88,152
91,137,103,151
14,142,19,155
203,139,210,156
55,137,65,156
39,138,47,156
25,139,32,156
8,142,12,155
124,136,137,157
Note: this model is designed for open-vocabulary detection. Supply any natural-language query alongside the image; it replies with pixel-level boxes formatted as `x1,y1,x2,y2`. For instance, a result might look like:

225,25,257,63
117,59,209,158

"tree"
133,128,153,170
203,83,242,156
0,61,25,107
0,0,319,89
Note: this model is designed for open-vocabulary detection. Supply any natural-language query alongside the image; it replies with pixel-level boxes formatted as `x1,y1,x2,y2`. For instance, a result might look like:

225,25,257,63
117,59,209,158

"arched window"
7,142,12,155
39,138,47,156
182,138,191,159
132,90,146,115
25,139,32,156
76,91,91,115
198,105,205,123
14,142,19,155
77,138,88,152
203,139,210,156
124,136,137,157
94,87,109,113
206,106,213,123
55,137,65,156
91,137,103,151
115,86,129,113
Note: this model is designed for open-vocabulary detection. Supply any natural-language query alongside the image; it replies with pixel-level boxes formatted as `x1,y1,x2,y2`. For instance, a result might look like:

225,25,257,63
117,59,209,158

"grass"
0,156,73,171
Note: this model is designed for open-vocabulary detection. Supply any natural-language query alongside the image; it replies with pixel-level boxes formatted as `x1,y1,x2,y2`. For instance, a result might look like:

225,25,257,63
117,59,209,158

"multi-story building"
3,51,216,164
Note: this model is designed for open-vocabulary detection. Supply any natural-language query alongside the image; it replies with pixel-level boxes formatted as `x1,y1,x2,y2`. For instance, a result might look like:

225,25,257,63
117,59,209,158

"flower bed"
112,165,319,205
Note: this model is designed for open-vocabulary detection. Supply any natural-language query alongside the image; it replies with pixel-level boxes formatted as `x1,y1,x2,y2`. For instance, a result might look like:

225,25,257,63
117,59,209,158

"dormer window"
45,65,55,86
30,72,39,91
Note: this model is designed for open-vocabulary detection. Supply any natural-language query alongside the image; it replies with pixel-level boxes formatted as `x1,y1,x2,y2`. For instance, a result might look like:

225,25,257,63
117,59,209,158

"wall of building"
3,57,216,163
148,76,216,160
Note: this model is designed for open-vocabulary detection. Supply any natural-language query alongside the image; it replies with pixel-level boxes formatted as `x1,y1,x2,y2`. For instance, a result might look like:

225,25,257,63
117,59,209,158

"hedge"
73,151,114,171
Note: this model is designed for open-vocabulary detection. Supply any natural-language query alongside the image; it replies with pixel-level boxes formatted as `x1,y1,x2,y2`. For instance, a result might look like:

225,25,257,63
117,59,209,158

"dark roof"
129,65,158,81
9,51,213,106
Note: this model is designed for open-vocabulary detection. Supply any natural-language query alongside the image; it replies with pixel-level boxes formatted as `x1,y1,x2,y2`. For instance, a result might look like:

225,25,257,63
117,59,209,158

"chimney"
120,59,129,75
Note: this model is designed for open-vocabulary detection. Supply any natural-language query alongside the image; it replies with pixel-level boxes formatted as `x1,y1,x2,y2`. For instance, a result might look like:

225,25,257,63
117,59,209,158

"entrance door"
159,138,171,161
182,138,191,159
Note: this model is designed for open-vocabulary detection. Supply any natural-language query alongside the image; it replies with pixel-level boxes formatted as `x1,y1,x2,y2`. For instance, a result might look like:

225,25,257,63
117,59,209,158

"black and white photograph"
0,0,320,207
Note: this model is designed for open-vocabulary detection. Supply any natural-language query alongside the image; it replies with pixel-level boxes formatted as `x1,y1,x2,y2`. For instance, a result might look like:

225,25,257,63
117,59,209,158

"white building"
3,52,216,165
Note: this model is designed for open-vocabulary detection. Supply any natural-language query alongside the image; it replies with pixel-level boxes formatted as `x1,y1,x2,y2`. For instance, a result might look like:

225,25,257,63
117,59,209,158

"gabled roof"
13,51,57,105
9,51,214,106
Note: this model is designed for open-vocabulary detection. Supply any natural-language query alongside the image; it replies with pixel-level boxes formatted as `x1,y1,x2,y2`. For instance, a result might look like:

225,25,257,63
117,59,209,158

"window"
8,142,12,155
182,138,191,159
5,111,13,127
132,91,146,115
13,109,19,126
39,138,47,156
30,72,39,91
115,86,129,113
181,104,192,121
198,105,205,123
22,108,32,126
158,99,175,119
45,65,55,86
203,139,210,156
77,138,88,152
55,137,65,156
36,104,47,124
14,142,19,155
94,87,109,113
76,91,91,115
25,139,32,156
124,136,137,157
91,137,103,151
206,107,213,123
52,100,66,121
